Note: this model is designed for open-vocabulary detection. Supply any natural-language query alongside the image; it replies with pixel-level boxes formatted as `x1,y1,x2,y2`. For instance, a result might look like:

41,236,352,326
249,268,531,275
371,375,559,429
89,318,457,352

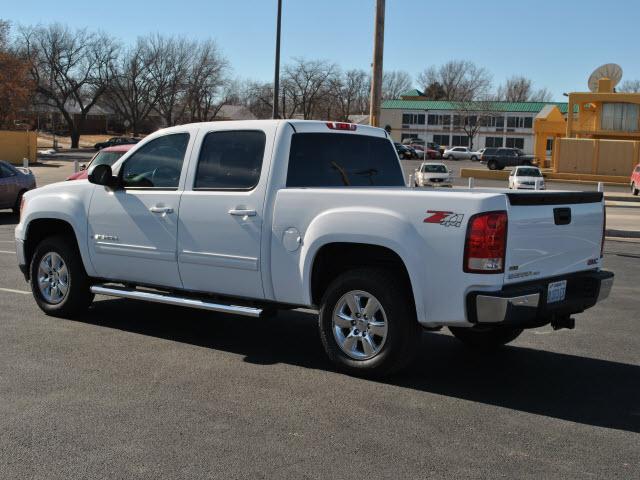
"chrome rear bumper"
469,270,614,326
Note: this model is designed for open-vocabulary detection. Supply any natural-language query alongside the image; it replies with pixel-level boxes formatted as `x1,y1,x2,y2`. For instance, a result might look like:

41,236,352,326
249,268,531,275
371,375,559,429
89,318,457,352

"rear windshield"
421,164,447,173
516,167,542,177
287,133,405,187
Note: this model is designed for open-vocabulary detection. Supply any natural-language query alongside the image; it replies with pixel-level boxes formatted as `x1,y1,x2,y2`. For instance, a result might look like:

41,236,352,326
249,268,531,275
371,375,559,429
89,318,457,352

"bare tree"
496,75,553,102
104,39,160,136
422,81,446,100
451,100,499,150
147,35,192,127
184,39,230,122
331,69,369,121
382,70,412,100
19,24,117,148
619,79,640,93
282,58,337,119
417,60,492,101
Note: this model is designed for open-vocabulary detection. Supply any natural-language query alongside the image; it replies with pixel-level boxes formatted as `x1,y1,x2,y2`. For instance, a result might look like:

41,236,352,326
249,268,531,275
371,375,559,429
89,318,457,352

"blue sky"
4,0,639,101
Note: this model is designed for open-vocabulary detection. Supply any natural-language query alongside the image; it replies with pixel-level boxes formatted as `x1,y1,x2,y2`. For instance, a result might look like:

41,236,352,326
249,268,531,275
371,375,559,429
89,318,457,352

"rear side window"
287,133,405,187
195,130,265,190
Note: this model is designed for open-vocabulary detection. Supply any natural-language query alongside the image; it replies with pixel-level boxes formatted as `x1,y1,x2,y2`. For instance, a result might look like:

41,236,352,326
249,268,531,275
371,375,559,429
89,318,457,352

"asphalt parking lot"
0,155,638,478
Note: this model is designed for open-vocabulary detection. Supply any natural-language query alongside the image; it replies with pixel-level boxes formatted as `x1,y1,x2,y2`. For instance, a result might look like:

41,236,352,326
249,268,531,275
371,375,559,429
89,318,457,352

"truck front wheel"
448,325,522,350
30,235,94,317
318,268,421,377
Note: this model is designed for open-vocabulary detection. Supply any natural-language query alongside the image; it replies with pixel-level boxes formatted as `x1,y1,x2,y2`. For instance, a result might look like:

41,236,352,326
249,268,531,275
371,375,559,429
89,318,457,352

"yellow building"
534,77,640,180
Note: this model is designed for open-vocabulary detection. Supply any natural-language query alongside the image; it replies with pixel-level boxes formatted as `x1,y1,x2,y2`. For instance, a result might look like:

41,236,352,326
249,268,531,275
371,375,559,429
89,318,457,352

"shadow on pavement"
74,297,640,434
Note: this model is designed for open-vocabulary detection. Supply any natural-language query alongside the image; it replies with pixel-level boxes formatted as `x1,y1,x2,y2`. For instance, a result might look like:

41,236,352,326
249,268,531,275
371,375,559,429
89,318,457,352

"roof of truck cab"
166,119,388,137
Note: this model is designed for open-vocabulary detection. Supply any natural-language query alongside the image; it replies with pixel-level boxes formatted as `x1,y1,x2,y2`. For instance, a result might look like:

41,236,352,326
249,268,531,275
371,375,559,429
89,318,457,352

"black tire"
488,160,497,170
448,325,523,350
470,155,478,161
12,190,26,215
29,234,93,317
318,268,421,377
631,182,639,196
523,160,532,166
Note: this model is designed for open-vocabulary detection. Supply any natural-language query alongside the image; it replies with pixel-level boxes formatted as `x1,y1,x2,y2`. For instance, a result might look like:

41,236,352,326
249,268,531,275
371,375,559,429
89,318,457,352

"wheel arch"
23,218,83,280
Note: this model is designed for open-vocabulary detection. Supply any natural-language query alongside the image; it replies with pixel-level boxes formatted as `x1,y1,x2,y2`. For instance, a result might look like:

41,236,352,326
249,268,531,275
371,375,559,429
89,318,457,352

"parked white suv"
15,120,613,376
443,146,480,161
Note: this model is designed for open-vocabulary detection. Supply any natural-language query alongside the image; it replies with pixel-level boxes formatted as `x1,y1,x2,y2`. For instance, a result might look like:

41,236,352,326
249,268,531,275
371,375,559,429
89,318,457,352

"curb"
605,229,640,239
605,195,640,203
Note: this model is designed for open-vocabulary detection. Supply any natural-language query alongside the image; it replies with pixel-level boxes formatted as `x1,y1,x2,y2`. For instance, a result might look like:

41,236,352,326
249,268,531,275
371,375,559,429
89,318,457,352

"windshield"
421,164,447,173
517,167,542,177
91,150,126,168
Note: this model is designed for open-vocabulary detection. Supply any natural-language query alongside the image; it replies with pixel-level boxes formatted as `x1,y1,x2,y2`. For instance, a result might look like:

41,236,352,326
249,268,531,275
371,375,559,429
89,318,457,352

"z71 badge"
423,210,465,227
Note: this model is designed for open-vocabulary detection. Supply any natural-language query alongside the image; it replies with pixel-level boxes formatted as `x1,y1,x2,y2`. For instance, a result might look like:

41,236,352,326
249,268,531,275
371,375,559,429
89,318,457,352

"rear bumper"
467,270,614,326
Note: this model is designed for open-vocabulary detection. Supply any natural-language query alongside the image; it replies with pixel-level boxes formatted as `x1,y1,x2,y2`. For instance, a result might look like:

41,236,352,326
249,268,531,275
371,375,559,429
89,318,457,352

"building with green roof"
381,92,569,153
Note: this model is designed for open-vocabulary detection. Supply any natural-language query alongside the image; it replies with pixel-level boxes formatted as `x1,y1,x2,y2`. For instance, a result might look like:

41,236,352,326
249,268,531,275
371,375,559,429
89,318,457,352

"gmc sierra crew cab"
15,120,614,376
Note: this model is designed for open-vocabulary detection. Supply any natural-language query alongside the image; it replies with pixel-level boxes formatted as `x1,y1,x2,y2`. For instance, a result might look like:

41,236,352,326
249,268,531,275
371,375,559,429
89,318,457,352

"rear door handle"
228,209,257,217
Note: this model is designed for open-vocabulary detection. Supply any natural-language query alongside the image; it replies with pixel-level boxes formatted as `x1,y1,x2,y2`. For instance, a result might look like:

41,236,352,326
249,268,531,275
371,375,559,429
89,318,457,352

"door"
87,132,192,288
178,129,269,299
0,163,18,209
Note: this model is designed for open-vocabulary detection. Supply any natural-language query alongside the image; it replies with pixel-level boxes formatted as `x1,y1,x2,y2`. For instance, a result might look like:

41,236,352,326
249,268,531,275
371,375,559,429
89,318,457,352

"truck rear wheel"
30,235,94,317
448,325,522,350
488,160,497,170
318,268,421,377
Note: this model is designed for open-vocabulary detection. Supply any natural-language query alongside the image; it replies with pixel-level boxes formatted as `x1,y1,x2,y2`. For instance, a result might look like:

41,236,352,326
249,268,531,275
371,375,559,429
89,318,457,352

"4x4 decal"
424,210,465,227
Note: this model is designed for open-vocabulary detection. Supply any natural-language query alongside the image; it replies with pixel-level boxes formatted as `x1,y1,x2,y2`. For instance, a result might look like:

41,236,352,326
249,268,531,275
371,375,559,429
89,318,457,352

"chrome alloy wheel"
37,252,69,304
332,290,388,360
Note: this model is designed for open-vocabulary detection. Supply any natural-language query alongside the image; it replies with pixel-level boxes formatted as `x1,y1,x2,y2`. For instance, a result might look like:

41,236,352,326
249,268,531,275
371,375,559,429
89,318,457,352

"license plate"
547,280,567,303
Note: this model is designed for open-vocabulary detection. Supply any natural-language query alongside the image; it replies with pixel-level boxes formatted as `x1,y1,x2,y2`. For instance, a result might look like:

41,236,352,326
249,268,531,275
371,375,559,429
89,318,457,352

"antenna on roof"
588,63,623,92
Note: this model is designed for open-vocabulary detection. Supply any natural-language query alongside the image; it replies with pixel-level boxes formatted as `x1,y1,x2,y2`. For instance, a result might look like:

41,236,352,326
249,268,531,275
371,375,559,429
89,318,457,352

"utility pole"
272,0,283,119
369,0,385,127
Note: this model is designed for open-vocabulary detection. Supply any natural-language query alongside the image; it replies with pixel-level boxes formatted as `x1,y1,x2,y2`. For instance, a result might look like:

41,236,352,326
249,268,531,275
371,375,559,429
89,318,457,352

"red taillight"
463,211,508,273
601,205,606,258
326,122,357,131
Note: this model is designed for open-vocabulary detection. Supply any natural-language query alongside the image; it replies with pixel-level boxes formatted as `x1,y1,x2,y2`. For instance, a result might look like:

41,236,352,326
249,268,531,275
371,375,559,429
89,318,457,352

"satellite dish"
588,63,623,92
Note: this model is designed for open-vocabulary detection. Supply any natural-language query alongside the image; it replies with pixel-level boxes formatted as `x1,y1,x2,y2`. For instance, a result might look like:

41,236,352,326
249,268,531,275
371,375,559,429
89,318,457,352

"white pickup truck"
15,120,613,376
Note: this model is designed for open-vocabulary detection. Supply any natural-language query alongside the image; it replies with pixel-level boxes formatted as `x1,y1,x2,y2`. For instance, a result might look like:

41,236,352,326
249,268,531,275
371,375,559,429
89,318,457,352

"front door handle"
149,206,174,215
228,209,257,217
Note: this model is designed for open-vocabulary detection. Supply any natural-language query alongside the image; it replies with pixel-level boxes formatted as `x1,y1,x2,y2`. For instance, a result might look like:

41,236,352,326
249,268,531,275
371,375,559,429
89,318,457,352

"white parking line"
0,250,15,254
0,287,30,295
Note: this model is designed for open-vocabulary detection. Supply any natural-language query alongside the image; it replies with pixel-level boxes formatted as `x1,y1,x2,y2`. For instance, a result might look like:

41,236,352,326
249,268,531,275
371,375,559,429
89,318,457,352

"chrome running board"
90,285,263,318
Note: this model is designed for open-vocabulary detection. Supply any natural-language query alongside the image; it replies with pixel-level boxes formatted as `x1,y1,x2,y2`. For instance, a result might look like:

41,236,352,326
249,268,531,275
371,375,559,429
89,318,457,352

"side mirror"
79,163,87,171
88,164,118,188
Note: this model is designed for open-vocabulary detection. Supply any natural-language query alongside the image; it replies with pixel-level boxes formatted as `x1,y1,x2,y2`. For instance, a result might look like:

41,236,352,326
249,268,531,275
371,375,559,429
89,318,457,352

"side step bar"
90,285,263,318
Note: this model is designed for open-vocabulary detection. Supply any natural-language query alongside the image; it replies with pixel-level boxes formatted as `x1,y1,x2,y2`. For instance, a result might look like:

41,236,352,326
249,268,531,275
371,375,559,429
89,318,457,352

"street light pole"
369,0,385,127
272,0,282,119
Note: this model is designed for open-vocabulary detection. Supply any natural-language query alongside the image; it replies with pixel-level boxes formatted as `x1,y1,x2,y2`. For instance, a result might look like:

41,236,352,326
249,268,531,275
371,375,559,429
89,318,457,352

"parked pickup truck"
15,120,613,376
481,147,536,170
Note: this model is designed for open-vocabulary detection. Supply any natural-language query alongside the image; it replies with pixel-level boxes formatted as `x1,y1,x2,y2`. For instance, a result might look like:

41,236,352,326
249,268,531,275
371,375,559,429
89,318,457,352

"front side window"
121,133,189,189
91,151,126,168
287,133,405,187
195,130,265,190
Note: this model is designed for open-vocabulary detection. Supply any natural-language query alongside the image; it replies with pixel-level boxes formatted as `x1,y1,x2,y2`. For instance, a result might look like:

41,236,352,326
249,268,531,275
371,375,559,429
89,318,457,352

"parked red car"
67,144,134,181
411,145,439,160
631,163,640,195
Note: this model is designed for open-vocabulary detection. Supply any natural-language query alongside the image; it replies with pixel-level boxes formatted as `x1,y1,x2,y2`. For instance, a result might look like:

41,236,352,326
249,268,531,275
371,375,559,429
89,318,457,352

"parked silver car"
0,160,36,214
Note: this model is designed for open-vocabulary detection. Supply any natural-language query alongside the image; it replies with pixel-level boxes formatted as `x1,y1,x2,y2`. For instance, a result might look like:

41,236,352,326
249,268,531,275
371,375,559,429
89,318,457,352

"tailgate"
504,192,604,284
